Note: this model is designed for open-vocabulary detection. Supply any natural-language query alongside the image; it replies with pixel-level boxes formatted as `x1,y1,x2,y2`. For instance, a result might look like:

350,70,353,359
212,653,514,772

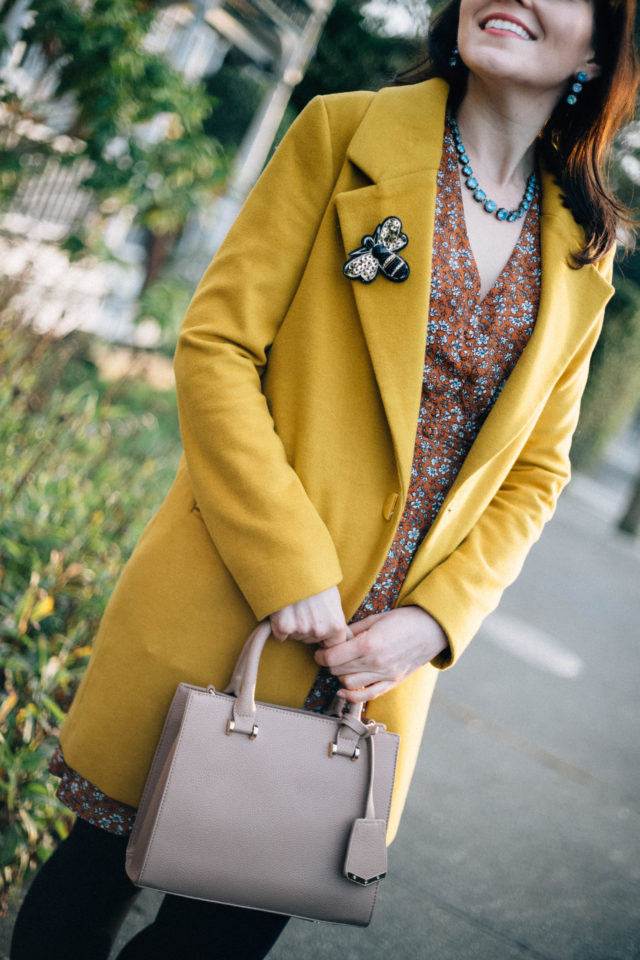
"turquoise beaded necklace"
449,115,537,223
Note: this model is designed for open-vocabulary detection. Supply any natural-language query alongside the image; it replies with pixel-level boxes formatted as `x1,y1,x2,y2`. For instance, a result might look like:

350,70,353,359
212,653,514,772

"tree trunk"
618,466,640,536
142,230,178,290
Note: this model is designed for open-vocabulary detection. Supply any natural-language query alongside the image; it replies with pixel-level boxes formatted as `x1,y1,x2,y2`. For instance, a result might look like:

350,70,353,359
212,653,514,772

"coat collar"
346,78,449,181
335,78,614,491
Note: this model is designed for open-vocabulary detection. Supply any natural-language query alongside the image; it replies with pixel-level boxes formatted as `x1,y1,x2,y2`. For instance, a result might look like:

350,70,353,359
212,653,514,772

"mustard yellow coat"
60,78,615,842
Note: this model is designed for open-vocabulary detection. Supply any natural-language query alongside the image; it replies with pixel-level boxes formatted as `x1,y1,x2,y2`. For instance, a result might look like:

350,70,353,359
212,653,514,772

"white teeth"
484,18,533,40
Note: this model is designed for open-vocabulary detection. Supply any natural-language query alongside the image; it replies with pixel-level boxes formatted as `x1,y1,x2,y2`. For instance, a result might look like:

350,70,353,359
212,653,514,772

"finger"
317,620,348,648
338,671,382,690
270,617,313,642
338,680,393,703
269,618,289,642
318,624,353,651
271,611,342,645
348,613,386,636
270,606,307,638
314,632,371,669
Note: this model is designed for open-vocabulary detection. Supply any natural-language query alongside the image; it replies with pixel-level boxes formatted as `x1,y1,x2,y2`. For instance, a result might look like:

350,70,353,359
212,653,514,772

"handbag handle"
223,621,364,735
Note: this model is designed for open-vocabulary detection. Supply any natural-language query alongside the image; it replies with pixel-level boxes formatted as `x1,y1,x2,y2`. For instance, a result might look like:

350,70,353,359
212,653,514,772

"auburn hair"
395,0,639,265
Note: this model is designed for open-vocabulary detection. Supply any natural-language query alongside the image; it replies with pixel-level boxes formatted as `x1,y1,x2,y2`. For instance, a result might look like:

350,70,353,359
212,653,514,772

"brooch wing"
378,216,408,252
343,251,379,284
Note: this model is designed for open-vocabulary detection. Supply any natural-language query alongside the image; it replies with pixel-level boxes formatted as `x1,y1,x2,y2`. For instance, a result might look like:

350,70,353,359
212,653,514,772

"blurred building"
0,0,334,340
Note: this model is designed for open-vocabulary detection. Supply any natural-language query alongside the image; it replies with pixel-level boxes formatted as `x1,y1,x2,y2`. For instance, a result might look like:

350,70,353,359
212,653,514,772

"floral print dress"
49,118,542,835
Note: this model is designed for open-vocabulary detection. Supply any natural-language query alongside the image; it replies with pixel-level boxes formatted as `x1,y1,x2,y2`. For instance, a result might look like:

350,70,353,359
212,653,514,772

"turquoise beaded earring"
567,71,588,106
449,45,459,69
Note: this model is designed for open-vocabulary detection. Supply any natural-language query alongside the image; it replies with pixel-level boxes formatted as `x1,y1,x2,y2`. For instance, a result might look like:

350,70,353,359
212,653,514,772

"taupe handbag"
125,621,400,926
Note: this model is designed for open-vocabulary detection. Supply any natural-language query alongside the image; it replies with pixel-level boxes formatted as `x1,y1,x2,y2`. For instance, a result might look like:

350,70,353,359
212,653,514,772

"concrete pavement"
2,468,639,960
264,481,640,960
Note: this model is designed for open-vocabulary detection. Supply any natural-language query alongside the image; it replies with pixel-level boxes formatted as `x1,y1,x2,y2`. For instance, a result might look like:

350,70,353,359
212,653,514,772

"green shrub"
0,281,181,911
572,276,640,468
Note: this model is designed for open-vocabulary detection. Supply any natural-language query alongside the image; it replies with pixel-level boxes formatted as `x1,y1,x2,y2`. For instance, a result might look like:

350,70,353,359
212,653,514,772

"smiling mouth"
481,17,536,41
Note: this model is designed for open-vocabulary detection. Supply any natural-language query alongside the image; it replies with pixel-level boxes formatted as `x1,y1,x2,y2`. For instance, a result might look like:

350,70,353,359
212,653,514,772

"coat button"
383,492,399,520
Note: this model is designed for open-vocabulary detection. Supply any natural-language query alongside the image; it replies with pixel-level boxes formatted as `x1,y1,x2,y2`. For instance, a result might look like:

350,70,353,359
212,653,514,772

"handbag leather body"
125,621,400,926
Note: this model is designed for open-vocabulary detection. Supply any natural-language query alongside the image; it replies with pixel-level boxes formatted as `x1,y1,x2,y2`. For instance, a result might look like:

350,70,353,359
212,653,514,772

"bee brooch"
343,216,410,284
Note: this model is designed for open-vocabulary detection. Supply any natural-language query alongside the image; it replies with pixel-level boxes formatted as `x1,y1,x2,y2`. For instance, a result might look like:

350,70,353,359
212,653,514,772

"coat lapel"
445,174,614,489
335,78,614,493
335,79,447,490
335,174,437,490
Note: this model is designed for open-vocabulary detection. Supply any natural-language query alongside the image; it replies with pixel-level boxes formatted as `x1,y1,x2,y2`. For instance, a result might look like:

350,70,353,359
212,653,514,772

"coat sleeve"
173,96,345,621
401,252,615,668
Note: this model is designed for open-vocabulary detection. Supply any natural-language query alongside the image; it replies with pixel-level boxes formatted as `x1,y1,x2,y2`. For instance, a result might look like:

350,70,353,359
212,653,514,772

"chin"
460,46,528,84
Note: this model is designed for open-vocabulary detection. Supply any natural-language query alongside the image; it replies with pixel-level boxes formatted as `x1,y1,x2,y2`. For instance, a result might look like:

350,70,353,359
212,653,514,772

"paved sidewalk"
2,471,639,960
265,481,640,960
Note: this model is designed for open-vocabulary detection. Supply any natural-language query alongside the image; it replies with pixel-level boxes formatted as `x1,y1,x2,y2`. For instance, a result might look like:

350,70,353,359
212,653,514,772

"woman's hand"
269,585,347,647
313,606,449,702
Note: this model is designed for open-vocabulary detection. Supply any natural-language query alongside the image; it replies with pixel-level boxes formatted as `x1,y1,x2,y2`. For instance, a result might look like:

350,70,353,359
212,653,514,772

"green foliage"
291,0,421,109
1,0,222,251
204,65,267,150
0,279,181,911
572,275,640,467
134,275,194,353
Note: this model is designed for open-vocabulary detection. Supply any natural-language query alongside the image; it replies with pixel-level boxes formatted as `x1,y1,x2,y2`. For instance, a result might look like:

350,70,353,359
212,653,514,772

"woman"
11,0,638,957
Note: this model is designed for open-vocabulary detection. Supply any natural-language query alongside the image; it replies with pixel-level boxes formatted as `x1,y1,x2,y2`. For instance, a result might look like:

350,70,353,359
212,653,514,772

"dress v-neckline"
447,129,539,310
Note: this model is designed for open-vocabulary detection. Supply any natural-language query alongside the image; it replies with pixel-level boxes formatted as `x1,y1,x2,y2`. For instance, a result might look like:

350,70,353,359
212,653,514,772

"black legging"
10,817,289,960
